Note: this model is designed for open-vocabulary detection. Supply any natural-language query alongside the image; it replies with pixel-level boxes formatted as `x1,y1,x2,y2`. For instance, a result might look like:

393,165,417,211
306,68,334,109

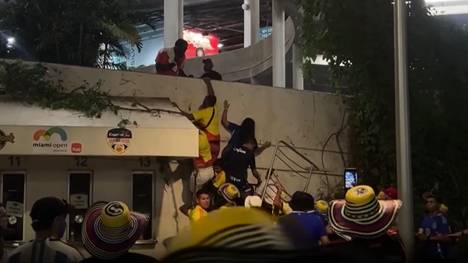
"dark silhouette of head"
203,59,214,72
30,197,69,238
174,39,188,55
289,191,315,212
424,193,442,213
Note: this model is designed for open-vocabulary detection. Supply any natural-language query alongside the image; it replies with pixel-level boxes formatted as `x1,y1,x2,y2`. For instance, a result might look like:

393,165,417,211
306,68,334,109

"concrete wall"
1,62,351,259
0,155,188,259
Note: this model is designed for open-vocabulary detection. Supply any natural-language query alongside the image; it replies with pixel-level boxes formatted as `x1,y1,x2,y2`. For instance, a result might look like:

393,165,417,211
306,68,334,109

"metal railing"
260,140,336,204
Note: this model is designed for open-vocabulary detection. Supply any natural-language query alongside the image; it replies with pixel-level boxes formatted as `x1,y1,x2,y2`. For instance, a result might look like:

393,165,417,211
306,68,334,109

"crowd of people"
2,184,467,262
167,184,468,263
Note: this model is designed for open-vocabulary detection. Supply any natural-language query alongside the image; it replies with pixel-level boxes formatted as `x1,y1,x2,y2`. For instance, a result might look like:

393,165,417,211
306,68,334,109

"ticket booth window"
1,172,26,241
68,171,92,242
132,171,154,241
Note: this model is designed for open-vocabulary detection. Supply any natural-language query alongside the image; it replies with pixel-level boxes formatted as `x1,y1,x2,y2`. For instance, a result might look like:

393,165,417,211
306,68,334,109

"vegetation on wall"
299,0,468,228
0,61,179,119
0,61,114,117
0,0,148,69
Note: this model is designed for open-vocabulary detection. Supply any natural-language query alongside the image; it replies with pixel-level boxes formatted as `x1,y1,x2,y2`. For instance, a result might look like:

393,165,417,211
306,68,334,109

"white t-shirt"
7,239,83,263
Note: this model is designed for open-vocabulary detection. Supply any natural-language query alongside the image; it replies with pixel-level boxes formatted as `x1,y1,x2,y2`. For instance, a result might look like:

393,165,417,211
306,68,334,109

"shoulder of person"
6,241,35,262
49,240,84,260
8,240,34,253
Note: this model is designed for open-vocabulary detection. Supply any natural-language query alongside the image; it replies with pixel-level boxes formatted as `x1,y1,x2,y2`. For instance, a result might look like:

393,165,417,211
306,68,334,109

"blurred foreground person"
278,191,329,249
7,197,83,263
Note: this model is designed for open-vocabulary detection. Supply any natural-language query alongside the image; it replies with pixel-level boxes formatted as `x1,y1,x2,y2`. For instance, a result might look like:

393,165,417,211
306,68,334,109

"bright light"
304,55,350,67
429,5,468,15
217,43,224,48
183,30,212,49
305,55,329,66
6,37,15,48
425,0,468,15
7,37,15,45
425,0,465,4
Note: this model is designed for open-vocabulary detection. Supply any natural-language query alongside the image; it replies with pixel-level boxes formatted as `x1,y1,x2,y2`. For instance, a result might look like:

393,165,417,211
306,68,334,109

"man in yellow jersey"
179,78,220,192
189,189,212,222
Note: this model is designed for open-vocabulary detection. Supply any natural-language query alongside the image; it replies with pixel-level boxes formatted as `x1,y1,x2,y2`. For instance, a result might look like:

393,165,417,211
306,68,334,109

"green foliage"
299,0,468,228
0,61,117,118
0,0,144,69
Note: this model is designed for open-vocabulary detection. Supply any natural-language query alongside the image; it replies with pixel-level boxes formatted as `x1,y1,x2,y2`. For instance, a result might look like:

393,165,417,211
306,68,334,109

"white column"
272,0,285,88
292,44,304,90
164,0,184,48
395,0,414,262
243,0,260,47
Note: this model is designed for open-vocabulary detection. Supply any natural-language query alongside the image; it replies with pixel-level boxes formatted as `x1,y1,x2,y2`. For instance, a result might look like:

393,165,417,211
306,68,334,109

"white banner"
0,126,197,157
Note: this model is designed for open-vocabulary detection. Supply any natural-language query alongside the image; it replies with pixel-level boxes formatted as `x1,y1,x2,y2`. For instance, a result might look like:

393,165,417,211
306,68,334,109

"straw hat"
82,201,148,260
218,183,240,205
315,200,329,214
329,185,401,239
167,207,291,253
440,203,448,214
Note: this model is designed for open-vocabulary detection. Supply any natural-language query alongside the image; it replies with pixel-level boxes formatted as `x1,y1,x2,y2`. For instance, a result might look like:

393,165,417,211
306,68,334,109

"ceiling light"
7,37,15,45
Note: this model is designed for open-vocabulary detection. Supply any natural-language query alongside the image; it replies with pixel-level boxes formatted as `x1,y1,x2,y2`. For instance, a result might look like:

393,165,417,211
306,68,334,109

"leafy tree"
299,0,468,228
0,0,144,69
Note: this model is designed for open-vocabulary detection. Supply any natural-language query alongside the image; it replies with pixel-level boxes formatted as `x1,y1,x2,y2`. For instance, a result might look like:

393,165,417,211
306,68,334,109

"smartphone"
344,168,358,190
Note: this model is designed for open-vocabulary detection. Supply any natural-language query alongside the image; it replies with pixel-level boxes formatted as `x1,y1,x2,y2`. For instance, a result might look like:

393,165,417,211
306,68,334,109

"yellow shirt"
282,202,293,215
188,205,208,222
212,170,226,188
198,132,212,163
192,106,219,135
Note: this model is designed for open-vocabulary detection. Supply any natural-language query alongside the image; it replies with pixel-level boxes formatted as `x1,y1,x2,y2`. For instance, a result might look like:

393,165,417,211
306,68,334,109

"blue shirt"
420,213,450,237
419,213,450,258
278,211,327,249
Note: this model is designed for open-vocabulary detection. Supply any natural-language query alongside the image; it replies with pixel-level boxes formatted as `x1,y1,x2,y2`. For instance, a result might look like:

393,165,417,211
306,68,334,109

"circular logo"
106,128,132,155
104,202,124,217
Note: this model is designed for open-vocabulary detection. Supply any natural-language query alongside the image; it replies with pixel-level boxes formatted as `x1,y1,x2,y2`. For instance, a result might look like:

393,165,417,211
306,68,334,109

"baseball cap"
30,197,69,231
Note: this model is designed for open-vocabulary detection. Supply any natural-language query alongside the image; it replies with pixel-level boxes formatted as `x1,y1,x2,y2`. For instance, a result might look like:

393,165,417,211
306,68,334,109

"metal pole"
261,143,280,201
394,0,414,261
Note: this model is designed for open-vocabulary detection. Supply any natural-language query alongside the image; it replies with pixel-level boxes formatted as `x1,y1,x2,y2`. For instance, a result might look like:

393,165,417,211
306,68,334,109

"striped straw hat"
329,185,401,239
82,201,148,260
218,183,241,205
167,207,291,254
